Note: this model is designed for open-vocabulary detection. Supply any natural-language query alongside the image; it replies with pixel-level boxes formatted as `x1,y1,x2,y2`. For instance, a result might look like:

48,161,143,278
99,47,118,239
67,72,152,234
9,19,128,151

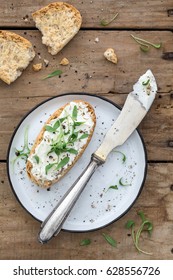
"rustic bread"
32,2,82,55
26,100,96,188
0,30,35,84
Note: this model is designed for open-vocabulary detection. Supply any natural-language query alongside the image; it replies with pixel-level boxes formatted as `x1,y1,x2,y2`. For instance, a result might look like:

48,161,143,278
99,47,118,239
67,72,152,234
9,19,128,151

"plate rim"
6,92,148,232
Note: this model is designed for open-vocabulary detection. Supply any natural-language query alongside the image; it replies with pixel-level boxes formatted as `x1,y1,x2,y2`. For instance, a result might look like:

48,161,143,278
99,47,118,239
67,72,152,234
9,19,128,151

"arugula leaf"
102,233,117,247
100,13,119,26
80,238,91,246
56,156,69,170
33,155,39,164
43,70,62,79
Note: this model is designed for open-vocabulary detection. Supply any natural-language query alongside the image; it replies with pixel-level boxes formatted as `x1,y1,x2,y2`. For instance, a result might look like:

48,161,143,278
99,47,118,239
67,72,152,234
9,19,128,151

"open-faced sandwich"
26,100,96,188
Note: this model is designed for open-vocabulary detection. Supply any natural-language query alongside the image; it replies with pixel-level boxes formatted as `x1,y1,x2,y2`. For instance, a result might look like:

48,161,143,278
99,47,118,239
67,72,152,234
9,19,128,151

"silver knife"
38,69,157,243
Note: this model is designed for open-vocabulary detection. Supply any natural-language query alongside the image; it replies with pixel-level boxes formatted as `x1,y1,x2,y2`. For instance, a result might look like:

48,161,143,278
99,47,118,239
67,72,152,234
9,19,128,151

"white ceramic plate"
7,93,147,232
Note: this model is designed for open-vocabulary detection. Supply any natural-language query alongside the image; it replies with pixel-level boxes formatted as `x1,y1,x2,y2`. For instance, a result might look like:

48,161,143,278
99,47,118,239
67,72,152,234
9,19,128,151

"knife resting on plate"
38,69,157,243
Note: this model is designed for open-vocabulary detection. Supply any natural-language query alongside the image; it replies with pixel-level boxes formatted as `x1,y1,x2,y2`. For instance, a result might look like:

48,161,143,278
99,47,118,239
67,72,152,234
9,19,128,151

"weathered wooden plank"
0,0,173,29
0,162,173,260
0,30,172,97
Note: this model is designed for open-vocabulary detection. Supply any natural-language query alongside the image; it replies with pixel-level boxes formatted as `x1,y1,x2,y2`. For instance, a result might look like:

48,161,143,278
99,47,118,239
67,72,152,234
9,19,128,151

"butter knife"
38,69,157,243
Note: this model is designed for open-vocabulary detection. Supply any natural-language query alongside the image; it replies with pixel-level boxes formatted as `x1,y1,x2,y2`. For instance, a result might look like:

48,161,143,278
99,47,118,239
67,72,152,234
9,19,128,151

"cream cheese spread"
28,101,94,183
131,69,157,110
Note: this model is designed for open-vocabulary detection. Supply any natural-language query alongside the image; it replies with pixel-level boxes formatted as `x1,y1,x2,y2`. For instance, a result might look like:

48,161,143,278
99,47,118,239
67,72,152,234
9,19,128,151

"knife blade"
38,69,157,243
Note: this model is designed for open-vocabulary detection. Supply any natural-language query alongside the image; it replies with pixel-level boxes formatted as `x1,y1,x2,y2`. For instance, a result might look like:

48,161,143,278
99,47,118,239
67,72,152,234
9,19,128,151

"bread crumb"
60,58,69,66
104,48,118,64
95,37,99,43
43,59,49,67
32,63,42,71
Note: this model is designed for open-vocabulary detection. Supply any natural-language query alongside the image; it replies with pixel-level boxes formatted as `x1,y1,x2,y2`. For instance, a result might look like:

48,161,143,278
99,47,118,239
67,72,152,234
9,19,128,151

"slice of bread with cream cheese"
26,100,96,188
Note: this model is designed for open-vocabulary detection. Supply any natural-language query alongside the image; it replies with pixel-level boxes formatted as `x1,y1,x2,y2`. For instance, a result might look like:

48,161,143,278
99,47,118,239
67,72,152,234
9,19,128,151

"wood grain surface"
0,0,173,260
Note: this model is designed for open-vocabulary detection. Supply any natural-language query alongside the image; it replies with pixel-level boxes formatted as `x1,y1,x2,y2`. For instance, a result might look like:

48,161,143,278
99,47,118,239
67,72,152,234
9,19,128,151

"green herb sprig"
12,126,30,167
45,104,89,174
125,211,153,255
113,150,127,163
131,34,162,52
119,177,131,186
100,13,119,26
43,70,63,79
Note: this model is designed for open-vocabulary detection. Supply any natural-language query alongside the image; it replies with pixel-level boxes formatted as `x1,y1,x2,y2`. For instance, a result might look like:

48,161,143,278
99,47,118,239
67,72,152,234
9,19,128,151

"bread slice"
32,2,82,55
0,30,35,84
26,100,96,188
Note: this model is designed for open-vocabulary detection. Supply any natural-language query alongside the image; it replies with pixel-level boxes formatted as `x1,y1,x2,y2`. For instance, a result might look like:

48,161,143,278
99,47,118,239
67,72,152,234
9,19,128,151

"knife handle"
38,154,104,243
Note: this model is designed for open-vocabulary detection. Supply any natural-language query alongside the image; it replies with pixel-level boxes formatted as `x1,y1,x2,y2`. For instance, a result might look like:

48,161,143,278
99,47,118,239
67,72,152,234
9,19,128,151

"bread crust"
32,2,82,27
0,30,33,49
32,2,82,55
26,100,96,188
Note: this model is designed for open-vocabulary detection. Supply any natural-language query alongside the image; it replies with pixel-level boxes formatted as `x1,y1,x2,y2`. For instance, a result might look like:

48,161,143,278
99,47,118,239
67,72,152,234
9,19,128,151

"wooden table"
0,0,173,260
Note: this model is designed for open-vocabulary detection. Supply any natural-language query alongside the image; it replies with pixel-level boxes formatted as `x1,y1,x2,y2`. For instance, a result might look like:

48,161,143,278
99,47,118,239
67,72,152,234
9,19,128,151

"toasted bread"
0,30,35,84
32,2,82,55
26,100,96,188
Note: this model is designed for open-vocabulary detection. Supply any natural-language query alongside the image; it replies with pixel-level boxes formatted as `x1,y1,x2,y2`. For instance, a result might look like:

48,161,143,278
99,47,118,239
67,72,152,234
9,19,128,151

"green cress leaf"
80,238,91,246
53,117,67,130
56,156,70,170
79,133,89,140
100,13,119,26
114,150,127,163
102,233,117,247
107,185,118,191
126,212,153,255
140,44,150,52
74,121,85,127
72,105,78,120
33,155,39,164
43,70,63,79
131,34,162,51
67,148,78,155
138,210,146,222
45,163,56,174
12,126,31,169
45,125,56,133
142,79,150,86
119,177,131,186
125,220,135,229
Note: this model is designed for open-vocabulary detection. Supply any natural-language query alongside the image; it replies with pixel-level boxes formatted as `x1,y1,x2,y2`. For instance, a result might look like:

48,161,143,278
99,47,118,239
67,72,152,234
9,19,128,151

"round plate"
7,93,147,232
